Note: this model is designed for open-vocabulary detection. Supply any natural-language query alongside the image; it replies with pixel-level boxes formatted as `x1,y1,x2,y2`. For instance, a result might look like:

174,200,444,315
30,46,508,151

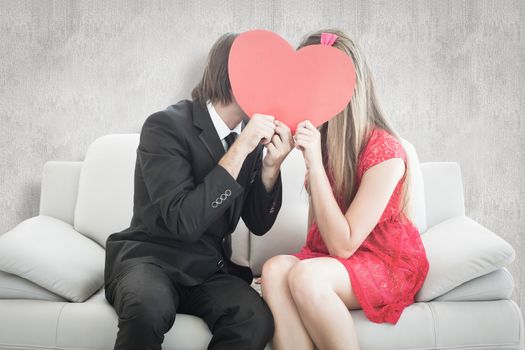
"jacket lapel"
193,102,226,163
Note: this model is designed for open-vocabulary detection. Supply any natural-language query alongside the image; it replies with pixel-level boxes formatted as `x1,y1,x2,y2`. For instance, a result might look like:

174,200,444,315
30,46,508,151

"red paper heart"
228,29,356,133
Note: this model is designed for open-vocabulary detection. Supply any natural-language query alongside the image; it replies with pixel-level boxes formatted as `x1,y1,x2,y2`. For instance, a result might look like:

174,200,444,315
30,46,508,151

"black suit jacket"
104,99,282,287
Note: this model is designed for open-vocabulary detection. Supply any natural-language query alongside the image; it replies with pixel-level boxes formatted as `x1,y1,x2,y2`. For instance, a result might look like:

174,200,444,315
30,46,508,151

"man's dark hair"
191,32,239,107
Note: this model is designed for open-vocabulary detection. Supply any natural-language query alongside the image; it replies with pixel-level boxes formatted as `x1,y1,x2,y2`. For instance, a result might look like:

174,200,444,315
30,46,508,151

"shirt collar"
206,100,242,140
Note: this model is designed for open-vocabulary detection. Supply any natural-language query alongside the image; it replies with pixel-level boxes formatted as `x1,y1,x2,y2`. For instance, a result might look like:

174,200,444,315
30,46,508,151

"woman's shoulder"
358,128,407,174
363,128,405,155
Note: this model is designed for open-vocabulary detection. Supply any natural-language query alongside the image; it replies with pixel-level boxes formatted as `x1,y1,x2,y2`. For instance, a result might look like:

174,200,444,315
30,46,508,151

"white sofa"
0,133,523,350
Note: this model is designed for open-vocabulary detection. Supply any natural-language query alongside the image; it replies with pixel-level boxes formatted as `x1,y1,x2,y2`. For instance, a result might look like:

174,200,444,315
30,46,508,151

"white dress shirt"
206,100,243,151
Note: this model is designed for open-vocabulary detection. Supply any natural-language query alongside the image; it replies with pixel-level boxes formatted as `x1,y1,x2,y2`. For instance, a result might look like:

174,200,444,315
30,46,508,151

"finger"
294,134,316,147
297,119,307,127
303,120,316,130
275,131,292,150
260,123,276,134
294,135,309,146
275,120,291,132
274,124,292,139
261,125,275,141
258,120,277,133
274,125,286,138
262,116,277,125
293,134,305,143
258,124,276,140
262,128,276,143
271,133,284,149
296,119,317,132
275,129,292,149
294,139,307,152
294,126,314,138
266,141,278,155
261,137,272,145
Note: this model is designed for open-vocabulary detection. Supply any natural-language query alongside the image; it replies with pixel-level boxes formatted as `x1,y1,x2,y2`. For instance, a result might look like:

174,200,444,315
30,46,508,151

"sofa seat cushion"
56,299,212,350
0,299,67,348
434,267,514,302
0,297,521,350
415,215,515,301
0,270,66,301
0,215,105,302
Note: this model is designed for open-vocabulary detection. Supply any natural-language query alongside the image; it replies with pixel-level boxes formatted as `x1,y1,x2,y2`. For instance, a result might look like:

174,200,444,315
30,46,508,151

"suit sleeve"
137,112,244,243
241,147,283,235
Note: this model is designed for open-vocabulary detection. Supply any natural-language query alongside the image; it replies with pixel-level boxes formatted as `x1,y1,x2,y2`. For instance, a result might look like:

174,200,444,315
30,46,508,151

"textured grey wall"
1,0,523,317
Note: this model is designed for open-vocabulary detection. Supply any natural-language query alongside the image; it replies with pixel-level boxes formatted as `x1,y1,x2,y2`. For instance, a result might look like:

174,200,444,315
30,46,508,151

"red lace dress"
292,128,429,324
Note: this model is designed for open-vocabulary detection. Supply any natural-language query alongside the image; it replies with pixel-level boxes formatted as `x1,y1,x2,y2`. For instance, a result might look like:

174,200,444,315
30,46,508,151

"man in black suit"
103,32,293,350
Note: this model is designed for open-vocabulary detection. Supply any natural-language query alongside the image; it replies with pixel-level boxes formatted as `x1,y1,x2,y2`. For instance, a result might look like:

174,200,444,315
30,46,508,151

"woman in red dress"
261,29,430,350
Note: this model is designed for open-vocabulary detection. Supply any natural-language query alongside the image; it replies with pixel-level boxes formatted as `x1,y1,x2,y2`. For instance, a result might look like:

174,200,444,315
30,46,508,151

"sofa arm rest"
39,161,82,225
420,162,465,228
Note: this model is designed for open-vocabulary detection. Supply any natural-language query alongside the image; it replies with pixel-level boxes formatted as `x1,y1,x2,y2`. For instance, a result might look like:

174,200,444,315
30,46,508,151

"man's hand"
261,120,294,192
235,113,277,155
219,113,276,180
263,120,294,170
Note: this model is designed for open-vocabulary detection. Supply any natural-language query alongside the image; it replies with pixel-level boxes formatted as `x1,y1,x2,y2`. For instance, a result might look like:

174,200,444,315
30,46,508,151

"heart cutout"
228,29,356,133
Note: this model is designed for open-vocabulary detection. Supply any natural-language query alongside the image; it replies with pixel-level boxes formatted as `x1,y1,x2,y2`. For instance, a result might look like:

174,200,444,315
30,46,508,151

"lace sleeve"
359,131,406,176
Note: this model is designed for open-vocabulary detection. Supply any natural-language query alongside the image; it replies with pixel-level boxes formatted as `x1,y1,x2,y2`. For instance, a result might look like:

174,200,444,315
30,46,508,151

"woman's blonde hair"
298,28,411,221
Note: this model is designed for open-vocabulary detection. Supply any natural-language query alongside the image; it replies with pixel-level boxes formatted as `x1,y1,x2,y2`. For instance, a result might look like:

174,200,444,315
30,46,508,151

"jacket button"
217,259,224,268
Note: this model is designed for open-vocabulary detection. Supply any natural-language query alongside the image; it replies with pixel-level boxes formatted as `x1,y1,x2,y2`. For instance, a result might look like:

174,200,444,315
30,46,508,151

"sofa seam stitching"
426,302,438,349
54,302,67,348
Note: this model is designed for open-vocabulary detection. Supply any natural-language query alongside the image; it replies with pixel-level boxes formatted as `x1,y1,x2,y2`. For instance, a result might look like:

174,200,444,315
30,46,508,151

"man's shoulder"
140,99,203,142
144,99,194,128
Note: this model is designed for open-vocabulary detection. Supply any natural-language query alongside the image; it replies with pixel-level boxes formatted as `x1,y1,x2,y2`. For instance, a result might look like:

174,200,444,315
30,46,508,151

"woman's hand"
293,120,323,171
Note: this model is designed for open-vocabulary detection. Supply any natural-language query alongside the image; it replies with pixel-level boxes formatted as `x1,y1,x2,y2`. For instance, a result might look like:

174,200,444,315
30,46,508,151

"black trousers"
104,262,274,350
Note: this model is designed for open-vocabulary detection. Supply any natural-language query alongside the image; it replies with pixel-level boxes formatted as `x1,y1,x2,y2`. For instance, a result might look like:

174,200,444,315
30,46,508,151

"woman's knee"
261,255,297,284
287,260,330,305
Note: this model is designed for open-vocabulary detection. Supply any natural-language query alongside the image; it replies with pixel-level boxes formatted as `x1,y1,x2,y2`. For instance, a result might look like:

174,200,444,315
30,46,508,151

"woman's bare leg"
261,255,315,350
288,257,361,350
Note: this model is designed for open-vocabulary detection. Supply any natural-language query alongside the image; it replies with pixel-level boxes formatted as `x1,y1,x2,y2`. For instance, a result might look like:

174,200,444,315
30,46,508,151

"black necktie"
224,132,237,151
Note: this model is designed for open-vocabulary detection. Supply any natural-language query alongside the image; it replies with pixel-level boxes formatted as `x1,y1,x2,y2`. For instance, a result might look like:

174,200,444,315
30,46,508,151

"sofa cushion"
0,299,67,348
74,134,139,248
0,297,521,350
56,298,212,350
420,162,465,228
433,267,514,302
415,215,515,301
39,161,83,226
0,270,66,301
0,215,105,302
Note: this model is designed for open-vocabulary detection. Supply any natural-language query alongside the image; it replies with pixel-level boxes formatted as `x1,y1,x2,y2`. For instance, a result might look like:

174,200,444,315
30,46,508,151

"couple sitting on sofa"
103,28,430,350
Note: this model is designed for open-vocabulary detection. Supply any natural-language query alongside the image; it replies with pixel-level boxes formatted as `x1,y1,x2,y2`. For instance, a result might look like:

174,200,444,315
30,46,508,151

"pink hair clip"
320,32,338,46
